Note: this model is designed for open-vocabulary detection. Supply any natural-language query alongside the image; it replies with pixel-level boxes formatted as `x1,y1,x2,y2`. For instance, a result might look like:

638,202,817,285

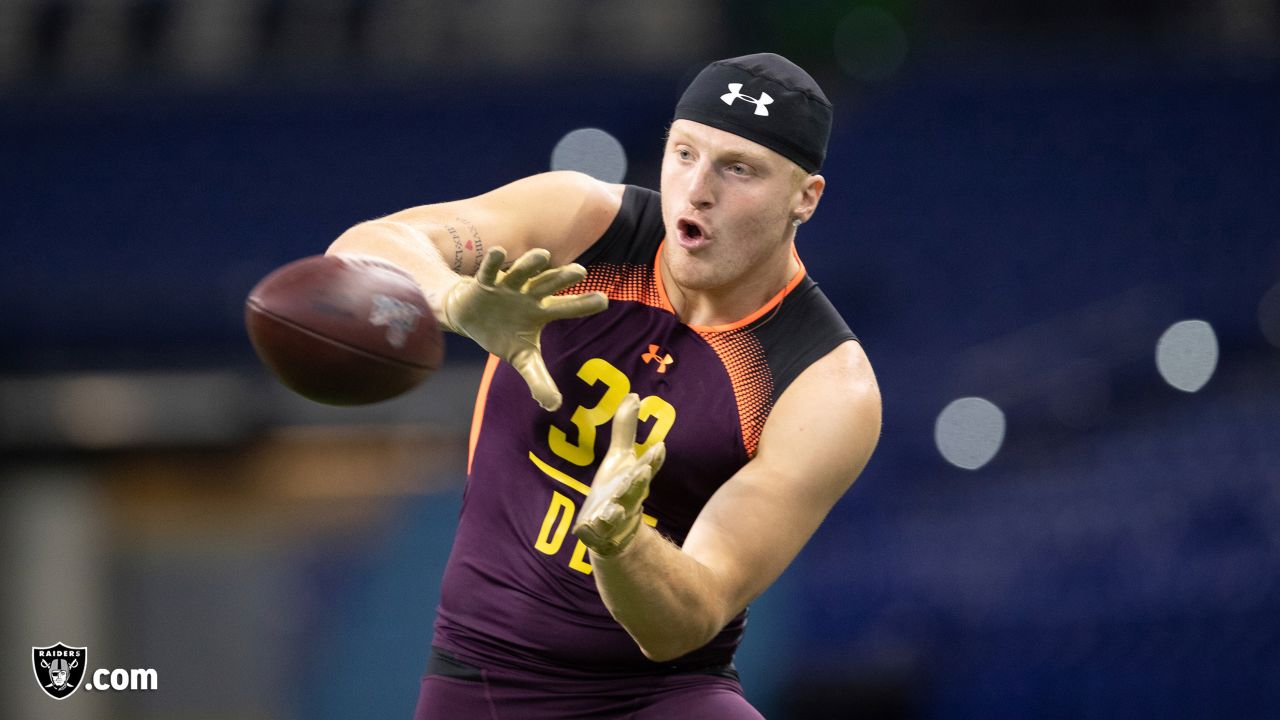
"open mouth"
677,218,707,245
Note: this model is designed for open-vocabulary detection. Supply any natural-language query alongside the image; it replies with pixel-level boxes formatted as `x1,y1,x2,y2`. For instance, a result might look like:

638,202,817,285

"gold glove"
441,247,607,411
573,394,667,556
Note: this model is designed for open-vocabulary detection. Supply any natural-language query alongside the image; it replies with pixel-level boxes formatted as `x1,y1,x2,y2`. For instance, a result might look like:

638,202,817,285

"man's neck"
663,244,801,328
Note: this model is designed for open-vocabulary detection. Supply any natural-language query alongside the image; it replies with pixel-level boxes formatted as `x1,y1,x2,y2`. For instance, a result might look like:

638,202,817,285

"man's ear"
794,173,826,224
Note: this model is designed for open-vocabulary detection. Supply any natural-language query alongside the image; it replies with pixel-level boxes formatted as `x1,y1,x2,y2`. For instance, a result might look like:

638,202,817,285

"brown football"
245,254,444,405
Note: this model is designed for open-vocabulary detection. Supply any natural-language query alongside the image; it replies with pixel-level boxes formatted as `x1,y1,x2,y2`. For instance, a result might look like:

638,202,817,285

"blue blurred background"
2,1,1279,718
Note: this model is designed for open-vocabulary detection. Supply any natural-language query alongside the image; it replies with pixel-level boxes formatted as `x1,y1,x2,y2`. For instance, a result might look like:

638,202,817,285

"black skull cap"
673,53,832,173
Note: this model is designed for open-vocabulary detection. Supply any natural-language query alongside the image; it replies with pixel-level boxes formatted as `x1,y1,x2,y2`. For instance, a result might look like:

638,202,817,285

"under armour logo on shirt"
720,83,773,116
641,344,674,374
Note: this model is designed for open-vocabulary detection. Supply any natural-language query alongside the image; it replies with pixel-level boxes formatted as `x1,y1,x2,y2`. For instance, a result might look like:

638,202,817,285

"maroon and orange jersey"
432,186,856,677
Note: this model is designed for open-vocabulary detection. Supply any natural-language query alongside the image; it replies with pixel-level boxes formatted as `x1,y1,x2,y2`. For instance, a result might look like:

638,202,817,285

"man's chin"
663,251,711,286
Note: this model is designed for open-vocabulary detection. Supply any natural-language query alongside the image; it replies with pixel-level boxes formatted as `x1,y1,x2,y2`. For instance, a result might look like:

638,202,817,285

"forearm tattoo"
456,217,484,273
443,223,465,273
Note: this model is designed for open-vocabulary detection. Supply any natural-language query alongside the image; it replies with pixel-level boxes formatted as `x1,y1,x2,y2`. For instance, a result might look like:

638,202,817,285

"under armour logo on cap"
720,83,773,116
673,53,832,172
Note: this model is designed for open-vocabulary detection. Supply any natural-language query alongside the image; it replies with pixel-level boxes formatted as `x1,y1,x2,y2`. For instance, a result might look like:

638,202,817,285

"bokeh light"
550,128,628,183
1155,319,1218,393
832,6,909,82
52,375,146,449
934,397,1006,470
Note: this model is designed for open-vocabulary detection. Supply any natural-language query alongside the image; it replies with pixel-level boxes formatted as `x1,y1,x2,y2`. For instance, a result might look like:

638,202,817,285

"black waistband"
426,646,485,681
426,646,739,682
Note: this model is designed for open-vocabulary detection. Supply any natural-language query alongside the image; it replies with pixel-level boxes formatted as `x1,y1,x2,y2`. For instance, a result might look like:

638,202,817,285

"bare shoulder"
526,169,627,204
776,340,879,425
679,339,881,615
473,171,626,263
488,170,624,210
799,339,877,392
363,170,626,269
756,340,881,495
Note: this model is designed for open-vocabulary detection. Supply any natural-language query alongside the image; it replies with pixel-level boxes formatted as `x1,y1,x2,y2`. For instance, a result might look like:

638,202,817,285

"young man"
328,53,881,719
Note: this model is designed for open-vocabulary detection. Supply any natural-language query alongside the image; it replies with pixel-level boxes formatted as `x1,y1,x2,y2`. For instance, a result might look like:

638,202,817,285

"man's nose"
686,162,715,209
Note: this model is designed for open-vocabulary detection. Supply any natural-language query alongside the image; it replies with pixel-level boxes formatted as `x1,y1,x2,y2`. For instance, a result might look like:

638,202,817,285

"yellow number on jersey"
547,358,630,466
547,357,677,465
636,394,676,456
534,356,678,574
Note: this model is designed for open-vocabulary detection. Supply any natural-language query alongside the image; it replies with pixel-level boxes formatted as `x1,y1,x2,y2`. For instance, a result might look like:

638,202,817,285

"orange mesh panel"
560,263,665,308
698,328,774,457
563,261,776,456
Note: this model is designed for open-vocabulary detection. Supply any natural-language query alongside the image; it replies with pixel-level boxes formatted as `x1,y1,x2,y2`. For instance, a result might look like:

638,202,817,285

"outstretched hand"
441,247,607,411
573,394,667,556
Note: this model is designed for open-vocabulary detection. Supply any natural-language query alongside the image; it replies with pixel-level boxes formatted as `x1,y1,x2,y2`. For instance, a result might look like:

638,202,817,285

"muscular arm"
325,171,625,410
588,340,882,662
325,170,624,323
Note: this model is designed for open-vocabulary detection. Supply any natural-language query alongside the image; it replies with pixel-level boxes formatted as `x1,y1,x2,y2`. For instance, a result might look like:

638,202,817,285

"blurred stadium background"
2,1,1278,718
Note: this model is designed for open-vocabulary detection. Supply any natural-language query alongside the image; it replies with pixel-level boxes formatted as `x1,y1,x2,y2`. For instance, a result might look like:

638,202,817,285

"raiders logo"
32,642,87,700
368,293,424,349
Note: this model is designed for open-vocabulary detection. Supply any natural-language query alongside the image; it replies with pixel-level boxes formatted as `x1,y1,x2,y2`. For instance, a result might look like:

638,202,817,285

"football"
245,254,444,405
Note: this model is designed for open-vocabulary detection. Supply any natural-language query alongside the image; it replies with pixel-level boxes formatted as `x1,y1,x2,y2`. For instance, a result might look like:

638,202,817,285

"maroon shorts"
413,647,765,720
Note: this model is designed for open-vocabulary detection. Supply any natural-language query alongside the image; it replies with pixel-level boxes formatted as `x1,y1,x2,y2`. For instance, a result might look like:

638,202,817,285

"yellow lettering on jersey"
548,357,631,466
535,357,677,574
568,539,593,574
568,512,660,573
533,491,575,556
528,451,592,496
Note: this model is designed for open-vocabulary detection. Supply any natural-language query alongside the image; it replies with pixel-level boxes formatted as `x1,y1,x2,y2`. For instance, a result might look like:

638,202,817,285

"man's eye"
677,149,692,160
729,164,748,175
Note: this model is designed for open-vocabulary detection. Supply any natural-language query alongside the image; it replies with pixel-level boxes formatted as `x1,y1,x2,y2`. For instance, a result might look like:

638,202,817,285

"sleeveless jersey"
432,185,856,678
